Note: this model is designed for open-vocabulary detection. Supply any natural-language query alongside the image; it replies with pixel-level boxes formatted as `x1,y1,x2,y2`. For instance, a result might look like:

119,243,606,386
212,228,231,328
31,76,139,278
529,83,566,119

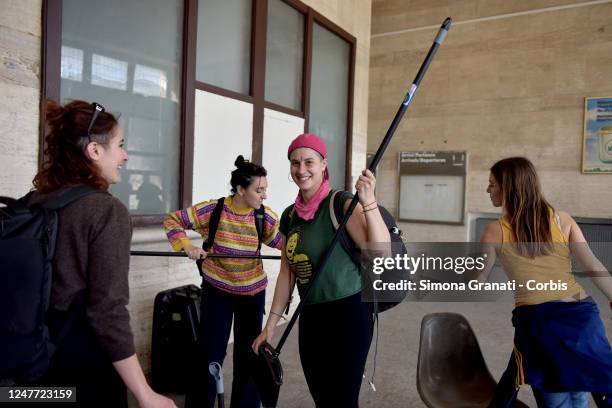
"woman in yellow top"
477,157,612,408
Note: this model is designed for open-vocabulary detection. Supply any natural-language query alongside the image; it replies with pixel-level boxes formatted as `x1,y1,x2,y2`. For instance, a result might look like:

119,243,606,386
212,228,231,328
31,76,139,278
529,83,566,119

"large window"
265,0,304,110
58,0,184,215
196,0,252,94
44,0,355,219
309,23,351,190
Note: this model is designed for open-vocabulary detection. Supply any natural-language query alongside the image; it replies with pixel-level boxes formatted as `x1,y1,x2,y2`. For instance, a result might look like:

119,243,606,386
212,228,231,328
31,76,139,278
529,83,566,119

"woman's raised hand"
355,169,377,207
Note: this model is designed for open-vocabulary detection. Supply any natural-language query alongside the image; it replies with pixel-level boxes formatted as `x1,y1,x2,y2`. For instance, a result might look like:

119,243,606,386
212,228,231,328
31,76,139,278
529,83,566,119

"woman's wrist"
268,314,281,327
269,310,287,321
362,205,379,213
135,385,155,405
264,318,277,331
361,199,377,208
263,325,276,341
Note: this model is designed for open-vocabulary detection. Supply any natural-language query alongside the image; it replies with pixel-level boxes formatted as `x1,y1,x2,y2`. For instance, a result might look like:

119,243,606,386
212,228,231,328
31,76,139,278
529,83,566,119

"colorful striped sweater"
163,195,282,295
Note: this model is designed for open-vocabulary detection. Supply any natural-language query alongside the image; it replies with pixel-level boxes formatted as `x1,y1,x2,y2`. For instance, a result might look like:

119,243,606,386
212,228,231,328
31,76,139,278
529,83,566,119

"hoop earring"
288,173,294,183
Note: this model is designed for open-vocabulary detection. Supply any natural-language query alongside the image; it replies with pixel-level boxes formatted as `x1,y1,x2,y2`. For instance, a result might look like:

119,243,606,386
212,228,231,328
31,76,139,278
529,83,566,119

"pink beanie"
287,133,327,159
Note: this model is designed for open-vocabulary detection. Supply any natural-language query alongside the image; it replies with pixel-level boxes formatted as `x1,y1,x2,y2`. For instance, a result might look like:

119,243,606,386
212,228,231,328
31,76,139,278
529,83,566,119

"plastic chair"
417,313,529,408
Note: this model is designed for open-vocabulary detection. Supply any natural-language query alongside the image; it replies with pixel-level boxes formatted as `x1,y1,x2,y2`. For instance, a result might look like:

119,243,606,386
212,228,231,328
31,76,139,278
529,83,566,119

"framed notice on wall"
582,96,612,173
398,151,467,225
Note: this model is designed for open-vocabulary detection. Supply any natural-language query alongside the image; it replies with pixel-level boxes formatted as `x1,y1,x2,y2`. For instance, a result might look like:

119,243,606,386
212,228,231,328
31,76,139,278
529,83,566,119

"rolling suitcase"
151,284,201,393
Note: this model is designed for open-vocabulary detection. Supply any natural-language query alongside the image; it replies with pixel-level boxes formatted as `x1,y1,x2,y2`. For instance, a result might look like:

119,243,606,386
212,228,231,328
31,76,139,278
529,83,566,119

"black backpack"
328,190,409,313
196,197,266,275
0,186,96,384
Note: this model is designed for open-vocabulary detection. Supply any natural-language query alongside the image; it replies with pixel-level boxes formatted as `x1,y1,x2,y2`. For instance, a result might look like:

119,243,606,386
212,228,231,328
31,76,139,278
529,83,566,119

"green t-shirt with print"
279,191,362,305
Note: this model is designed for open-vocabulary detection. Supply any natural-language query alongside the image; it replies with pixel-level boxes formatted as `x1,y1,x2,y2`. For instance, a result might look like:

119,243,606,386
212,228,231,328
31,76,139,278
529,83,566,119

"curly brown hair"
33,99,118,193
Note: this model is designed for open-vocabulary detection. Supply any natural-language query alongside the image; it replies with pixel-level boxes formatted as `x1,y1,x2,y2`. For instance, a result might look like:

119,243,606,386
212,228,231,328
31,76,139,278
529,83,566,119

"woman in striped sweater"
163,155,282,408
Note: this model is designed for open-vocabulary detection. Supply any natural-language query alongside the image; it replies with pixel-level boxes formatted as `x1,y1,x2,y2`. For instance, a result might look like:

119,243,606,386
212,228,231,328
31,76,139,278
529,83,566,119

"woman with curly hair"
31,99,176,408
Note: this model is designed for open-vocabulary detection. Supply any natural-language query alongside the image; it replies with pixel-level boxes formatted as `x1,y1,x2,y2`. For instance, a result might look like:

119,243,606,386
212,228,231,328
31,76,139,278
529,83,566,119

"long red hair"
33,99,118,193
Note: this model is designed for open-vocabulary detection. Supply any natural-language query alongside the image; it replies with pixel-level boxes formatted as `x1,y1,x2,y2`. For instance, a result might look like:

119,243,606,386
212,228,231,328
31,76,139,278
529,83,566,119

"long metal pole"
130,250,281,260
274,17,452,353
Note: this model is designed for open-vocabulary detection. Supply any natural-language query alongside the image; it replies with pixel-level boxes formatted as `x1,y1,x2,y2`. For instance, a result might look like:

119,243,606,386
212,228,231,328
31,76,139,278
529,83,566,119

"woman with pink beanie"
253,133,390,406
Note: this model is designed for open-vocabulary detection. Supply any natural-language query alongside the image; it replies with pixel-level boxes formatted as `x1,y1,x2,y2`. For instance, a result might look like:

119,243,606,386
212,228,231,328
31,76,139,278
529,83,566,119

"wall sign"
583,96,612,173
398,151,467,224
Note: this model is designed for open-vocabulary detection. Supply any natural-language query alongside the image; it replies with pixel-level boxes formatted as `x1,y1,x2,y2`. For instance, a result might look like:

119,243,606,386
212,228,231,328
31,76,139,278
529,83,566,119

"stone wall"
0,0,41,198
369,0,612,241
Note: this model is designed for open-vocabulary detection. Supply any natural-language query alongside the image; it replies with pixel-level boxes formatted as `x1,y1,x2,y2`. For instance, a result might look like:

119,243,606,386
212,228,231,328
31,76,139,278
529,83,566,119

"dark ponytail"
230,155,267,194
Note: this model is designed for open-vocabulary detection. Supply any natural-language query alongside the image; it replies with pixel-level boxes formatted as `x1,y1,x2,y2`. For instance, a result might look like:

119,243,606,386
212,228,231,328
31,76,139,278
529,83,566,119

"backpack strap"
1,187,97,214
42,186,98,210
328,190,341,230
328,190,361,267
282,204,296,315
288,204,295,221
201,198,265,254
254,205,265,253
197,197,224,277
202,197,225,252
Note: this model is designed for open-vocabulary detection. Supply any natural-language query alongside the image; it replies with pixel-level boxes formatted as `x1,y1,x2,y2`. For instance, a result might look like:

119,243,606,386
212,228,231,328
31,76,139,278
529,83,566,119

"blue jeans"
185,281,265,408
489,354,611,408
533,389,588,408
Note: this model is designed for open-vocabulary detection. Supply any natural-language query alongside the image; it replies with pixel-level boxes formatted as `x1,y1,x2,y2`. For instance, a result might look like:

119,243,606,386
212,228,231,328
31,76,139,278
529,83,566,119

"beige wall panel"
401,222,469,242
0,25,40,88
370,1,612,241
372,0,598,35
0,0,41,198
0,0,42,35
0,83,39,197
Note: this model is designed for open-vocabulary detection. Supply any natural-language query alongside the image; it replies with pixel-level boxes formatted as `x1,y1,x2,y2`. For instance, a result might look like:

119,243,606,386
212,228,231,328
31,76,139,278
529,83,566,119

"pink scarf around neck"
293,180,331,221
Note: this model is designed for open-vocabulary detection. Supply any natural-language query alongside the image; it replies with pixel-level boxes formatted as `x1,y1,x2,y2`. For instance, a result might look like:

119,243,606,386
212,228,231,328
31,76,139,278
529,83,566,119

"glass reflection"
91,54,128,91
61,46,83,81
60,0,183,215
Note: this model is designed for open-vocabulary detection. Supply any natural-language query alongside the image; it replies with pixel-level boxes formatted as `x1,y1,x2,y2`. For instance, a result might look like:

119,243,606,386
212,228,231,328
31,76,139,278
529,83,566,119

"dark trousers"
39,307,127,408
298,292,374,408
185,281,265,408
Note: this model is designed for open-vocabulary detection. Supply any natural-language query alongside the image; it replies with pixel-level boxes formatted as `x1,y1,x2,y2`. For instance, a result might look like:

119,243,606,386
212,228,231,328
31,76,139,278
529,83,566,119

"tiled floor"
131,285,611,407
